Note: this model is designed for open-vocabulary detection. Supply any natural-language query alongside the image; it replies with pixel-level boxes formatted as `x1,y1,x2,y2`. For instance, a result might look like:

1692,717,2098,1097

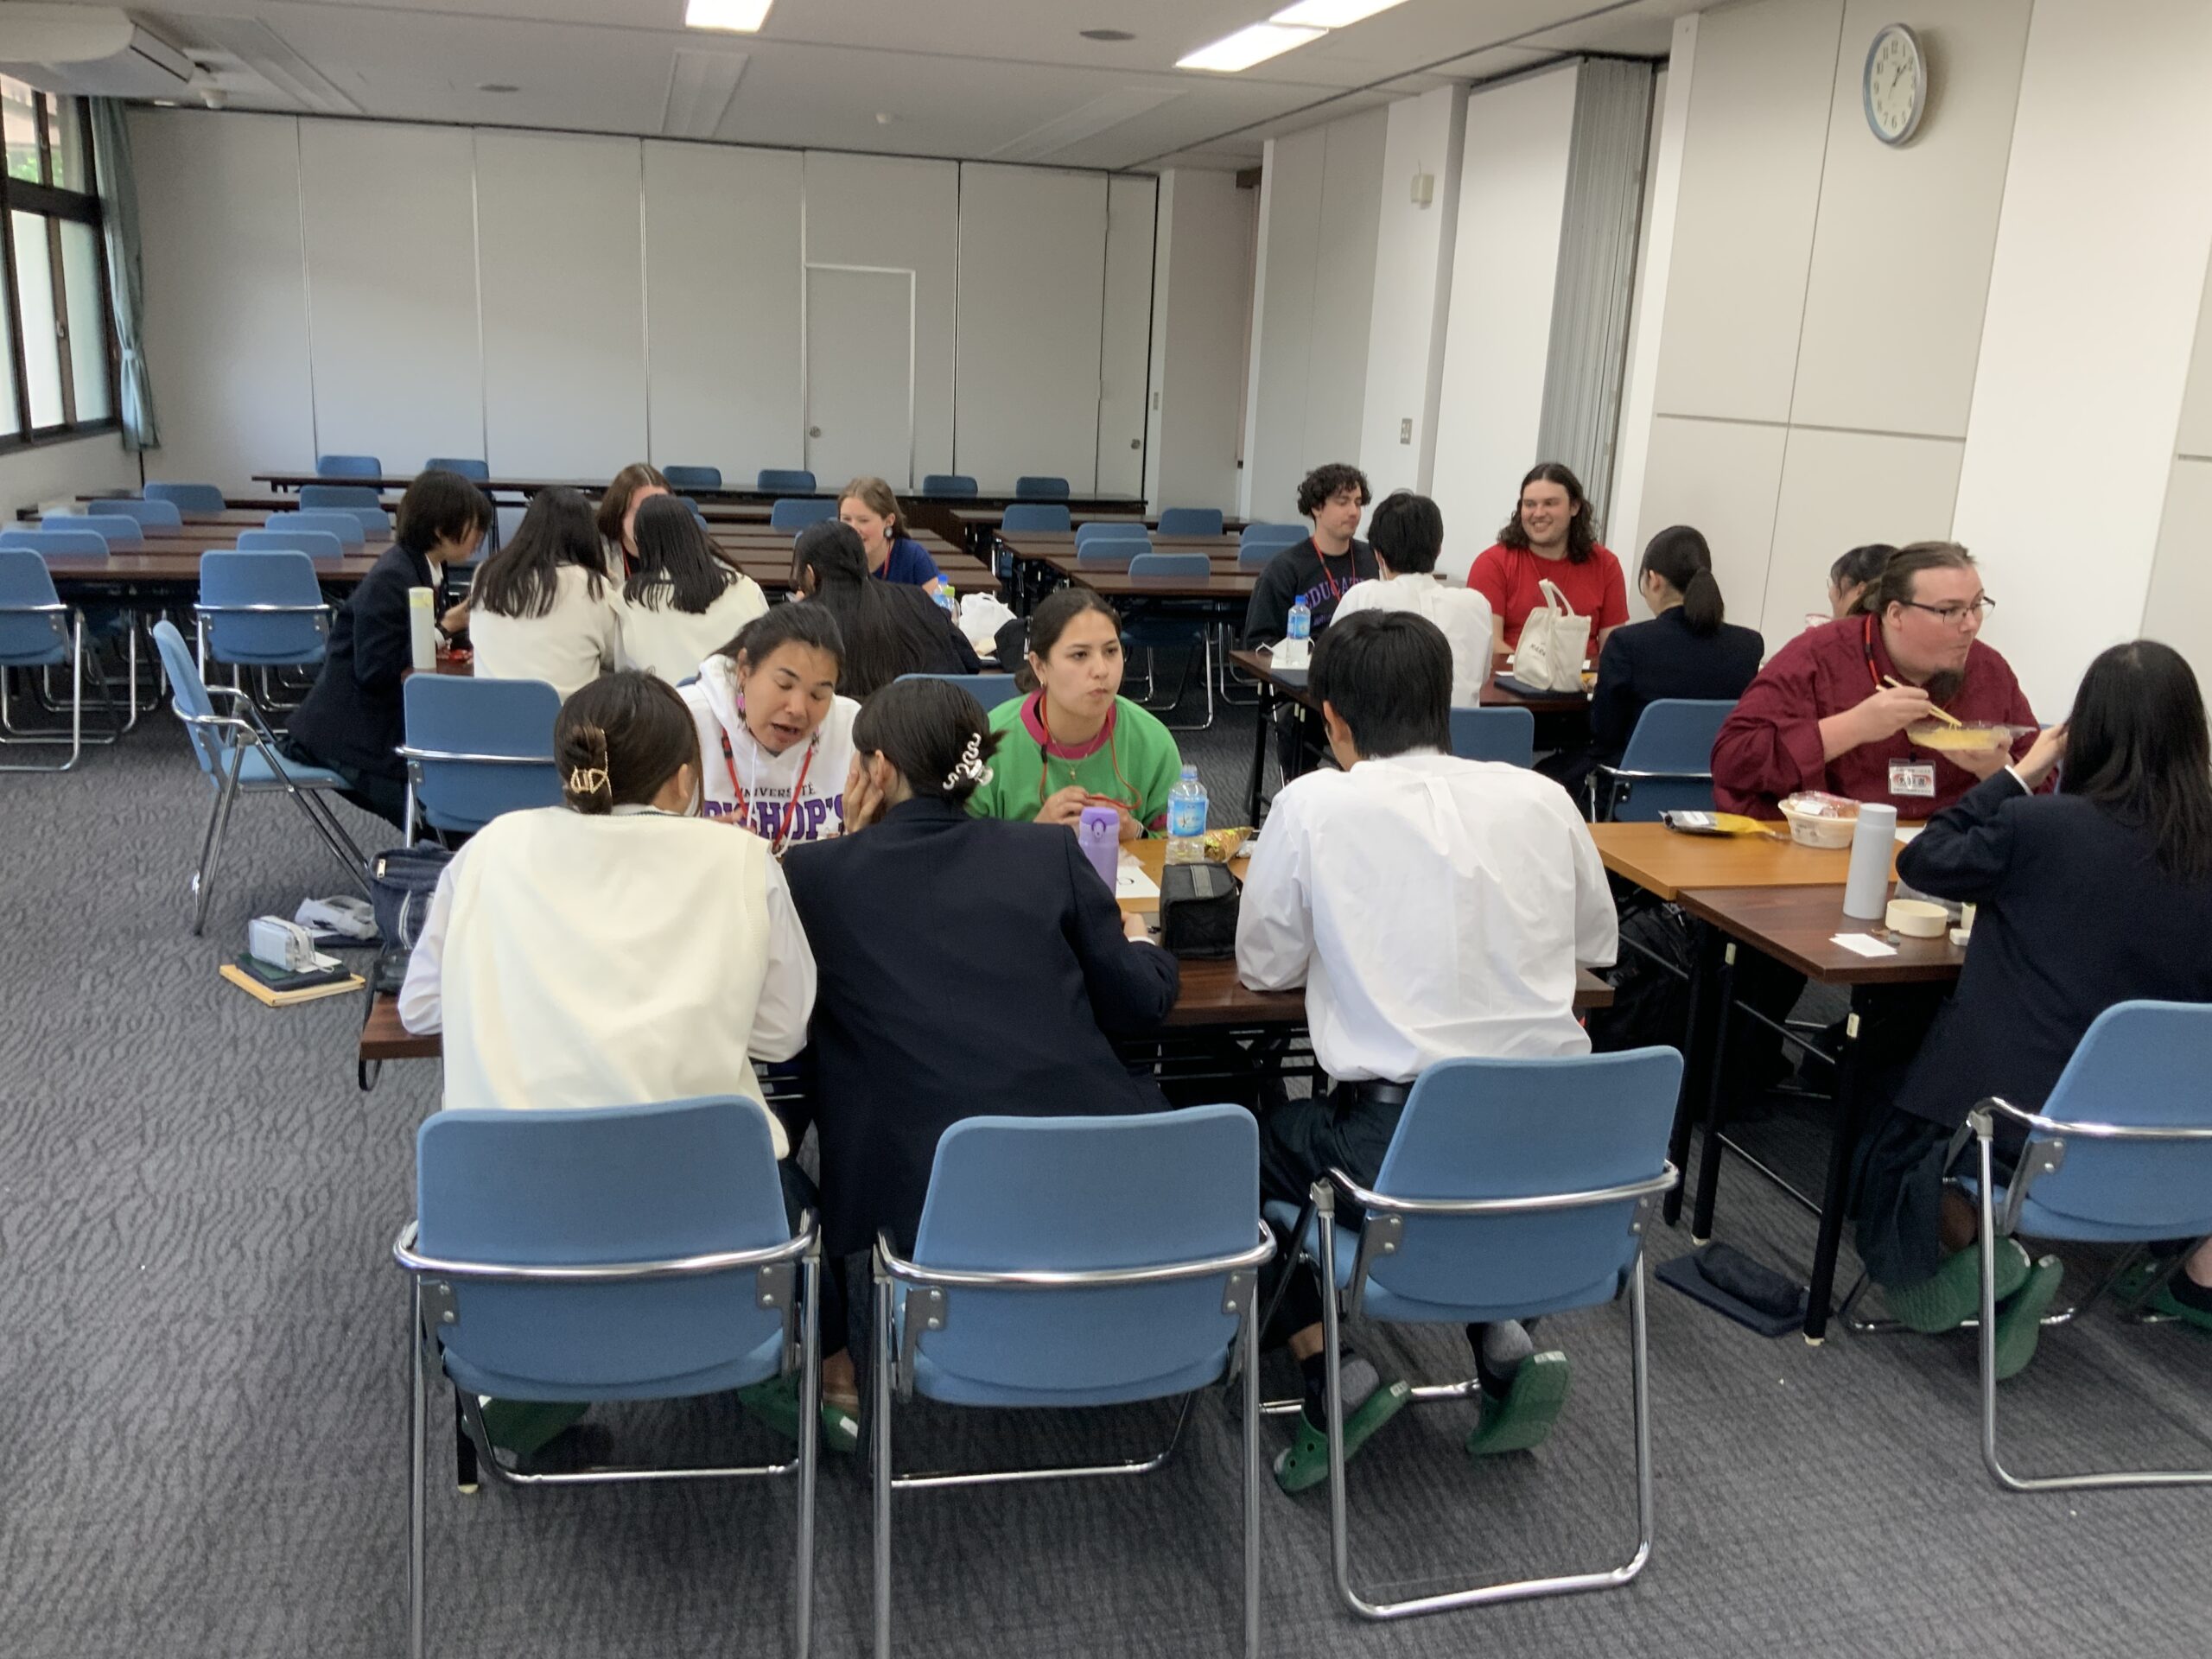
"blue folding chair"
0,549,94,771
919,474,977,497
1157,507,1224,537
1959,1001,2212,1492
771,498,838,531
149,620,366,932
238,528,346,562
1450,705,1535,767
316,453,383,479
1014,475,1070,501
872,1107,1273,1658
1590,698,1735,822
1268,1049,1681,1619
663,465,723,491
758,468,816,494
1241,522,1306,548
398,675,563,838
397,1096,821,1659
1124,553,1216,729
893,671,1020,711
266,509,366,550
146,480,226,514
195,550,331,673
0,529,141,721
999,503,1069,534
299,484,391,537
40,512,141,549
87,498,185,531
1075,519,1147,544
423,457,490,480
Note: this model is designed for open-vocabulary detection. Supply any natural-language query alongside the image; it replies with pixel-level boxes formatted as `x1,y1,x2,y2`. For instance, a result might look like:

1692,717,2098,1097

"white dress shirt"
1236,748,1617,1083
467,563,620,702
398,803,815,1155
1332,573,1495,707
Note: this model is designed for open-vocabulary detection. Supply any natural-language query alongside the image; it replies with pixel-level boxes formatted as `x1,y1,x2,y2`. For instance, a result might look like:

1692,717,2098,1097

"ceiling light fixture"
1269,0,1409,26
1175,22,1323,73
684,0,772,34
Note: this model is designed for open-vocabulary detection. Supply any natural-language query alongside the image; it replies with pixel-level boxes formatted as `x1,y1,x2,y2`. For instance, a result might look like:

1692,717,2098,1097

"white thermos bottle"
1841,801,1898,921
407,587,436,673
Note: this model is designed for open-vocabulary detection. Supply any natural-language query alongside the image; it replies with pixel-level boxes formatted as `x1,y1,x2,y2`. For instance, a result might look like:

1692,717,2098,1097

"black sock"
2169,1274,2212,1313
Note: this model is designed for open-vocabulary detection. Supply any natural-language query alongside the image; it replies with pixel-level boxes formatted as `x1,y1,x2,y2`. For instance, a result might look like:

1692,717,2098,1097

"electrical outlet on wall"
1399,417,1413,445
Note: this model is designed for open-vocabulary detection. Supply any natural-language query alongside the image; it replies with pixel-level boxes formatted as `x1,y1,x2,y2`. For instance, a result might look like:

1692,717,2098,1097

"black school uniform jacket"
287,540,435,784
781,798,1179,1256
1587,607,1765,766
1890,771,2212,1131
1242,538,1377,646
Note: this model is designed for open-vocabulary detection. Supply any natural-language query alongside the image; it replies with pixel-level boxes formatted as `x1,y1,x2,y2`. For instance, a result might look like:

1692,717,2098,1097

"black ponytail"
555,671,699,814
1640,524,1724,637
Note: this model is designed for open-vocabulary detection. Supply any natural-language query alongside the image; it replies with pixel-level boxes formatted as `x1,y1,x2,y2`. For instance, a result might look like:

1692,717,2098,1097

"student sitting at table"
397,671,838,1465
783,676,1179,1425
467,486,620,702
1331,489,1493,706
964,587,1184,840
1236,609,1618,1493
1242,461,1377,646
790,518,979,697
1712,542,2038,819
838,475,942,594
681,601,859,850
283,467,490,827
1851,640,2212,1375
1827,543,1895,620
1465,461,1629,654
614,494,767,683
595,461,670,580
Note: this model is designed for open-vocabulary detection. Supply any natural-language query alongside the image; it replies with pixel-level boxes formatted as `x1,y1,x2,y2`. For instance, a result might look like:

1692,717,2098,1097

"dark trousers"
1259,1084,1404,1344
282,737,410,830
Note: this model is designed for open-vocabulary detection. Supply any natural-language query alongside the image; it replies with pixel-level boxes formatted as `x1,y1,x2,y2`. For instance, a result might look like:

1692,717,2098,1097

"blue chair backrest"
920,474,977,496
1607,697,1736,821
1,528,111,557
1075,520,1147,543
1240,522,1306,548
423,457,491,481
1128,551,1209,582
1156,507,1224,537
2006,1001,2212,1241
199,550,328,667
757,468,816,493
238,528,346,562
895,671,1020,711
1014,475,1070,501
0,549,69,666
912,1107,1258,1395
151,619,226,777
403,675,563,833
146,480,226,513
663,465,722,490
1364,1050,1681,1320
1450,705,1535,766
298,483,382,512
266,509,365,549
87,498,184,530
770,497,837,531
1000,503,1070,534
40,512,139,549
417,1098,793,1397
316,454,383,479
1074,541,1141,569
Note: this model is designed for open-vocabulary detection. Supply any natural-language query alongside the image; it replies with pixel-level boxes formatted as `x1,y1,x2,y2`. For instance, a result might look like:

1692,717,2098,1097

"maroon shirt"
1712,614,2040,818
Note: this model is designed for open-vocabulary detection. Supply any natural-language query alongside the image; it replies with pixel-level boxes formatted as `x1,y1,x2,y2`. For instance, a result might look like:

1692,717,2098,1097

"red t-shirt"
1467,543,1629,648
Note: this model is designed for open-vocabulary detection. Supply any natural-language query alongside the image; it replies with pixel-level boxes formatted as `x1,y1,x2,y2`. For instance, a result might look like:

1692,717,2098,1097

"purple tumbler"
1077,806,1120,891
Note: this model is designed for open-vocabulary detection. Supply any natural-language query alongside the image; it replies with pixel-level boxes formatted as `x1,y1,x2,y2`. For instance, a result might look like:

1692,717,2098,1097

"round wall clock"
1864,23,1927,146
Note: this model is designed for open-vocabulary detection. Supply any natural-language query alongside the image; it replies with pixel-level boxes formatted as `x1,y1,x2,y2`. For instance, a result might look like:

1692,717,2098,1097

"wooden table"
1586,821,1904,902
44,550,384,590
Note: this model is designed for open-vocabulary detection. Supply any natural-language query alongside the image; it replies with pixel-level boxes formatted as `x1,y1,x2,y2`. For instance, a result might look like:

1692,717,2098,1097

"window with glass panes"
0,77,114,445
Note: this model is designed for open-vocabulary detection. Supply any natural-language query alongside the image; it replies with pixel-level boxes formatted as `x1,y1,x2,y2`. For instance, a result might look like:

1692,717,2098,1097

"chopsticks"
1885,676,1962,727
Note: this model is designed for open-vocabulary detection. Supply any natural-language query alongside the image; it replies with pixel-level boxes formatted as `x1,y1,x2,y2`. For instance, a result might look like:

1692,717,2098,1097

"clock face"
1864,24,1925,146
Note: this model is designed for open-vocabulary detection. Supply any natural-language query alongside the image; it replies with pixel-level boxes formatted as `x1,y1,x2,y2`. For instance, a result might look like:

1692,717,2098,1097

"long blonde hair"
838,475,908,542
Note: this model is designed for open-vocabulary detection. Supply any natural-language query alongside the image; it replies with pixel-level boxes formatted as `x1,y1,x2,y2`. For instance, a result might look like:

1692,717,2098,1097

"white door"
804,266,914,490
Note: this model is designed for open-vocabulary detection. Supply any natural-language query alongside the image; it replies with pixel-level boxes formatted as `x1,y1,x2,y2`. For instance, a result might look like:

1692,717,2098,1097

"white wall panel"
2145,458,2212,682
2178,251,2212,460
1241,128,1323,521
1359,86,1465,501
643,142,803,480
474,131,647,477
1431,67,1578,582
954,164,1109,491
803,150,958,481
1147,169,1251,516
1096,175,1156,499
1609,41,1688,573
1303,109,1386,480
299,120,484,473
0,432,136,521
1764,427,1963,648
132,110,315,492
1652,0,1842,423
1631,416,1789,645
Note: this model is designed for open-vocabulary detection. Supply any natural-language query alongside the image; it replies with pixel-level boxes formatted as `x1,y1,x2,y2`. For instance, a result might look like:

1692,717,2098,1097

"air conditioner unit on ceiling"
0,6,192,100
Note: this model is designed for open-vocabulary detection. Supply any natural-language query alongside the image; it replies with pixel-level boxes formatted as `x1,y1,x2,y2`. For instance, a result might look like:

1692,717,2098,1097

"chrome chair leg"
794,1253,819,1659
1241,1286,1262,1659
409,1280,429,1659
192,750,245,936
872,1263,894,1659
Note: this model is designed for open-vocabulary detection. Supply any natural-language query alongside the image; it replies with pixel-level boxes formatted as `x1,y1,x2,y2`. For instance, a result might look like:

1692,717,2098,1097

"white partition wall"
1095,175,1157,499
644,141,804,478
1358,85,1465,504
1146,168,1253,516
2145,257,2212,681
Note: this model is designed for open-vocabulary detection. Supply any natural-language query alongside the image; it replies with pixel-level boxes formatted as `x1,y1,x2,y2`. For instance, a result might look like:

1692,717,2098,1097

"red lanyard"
1313,544,1351,602
1031,691,1135,811
721,727,817,855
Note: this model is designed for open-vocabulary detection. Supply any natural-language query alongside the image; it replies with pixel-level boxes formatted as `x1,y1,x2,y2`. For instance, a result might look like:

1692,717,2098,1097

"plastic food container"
1885,899,1948,938
1906,721,2030,753
1777,791,1860,849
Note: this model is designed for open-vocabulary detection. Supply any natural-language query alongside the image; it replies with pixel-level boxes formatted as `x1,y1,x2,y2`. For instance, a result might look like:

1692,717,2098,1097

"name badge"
1890,762,1936,799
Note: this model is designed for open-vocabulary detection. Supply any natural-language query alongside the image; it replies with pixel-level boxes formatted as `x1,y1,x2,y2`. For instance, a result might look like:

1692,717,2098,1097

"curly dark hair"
1296,462,1371,518
1497,461,1598,564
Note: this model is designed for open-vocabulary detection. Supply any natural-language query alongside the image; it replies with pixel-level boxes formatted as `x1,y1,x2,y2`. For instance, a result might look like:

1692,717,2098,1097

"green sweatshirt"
968,693,1185,833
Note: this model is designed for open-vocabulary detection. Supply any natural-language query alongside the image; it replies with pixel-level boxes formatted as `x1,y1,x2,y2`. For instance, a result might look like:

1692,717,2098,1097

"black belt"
1333,1079,1411,1109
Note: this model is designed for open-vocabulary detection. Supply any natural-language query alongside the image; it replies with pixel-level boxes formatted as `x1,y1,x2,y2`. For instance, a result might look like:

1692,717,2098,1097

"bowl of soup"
1907,721,2031,754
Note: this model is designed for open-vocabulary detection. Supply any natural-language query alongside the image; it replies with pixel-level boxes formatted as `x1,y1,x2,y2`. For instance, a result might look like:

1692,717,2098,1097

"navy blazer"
1588,607,1764,766
782,798,1179,1255
1891,771,2212,1131
288,540,435,784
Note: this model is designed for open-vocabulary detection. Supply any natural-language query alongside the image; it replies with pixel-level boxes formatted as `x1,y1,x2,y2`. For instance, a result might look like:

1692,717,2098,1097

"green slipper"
1465,1351,1572,1457
734,1373,861,1454
2148,1282,2212,1333
1882,1237,2031,1335
1271,1377,1411,1495
1993,1255,2065,1381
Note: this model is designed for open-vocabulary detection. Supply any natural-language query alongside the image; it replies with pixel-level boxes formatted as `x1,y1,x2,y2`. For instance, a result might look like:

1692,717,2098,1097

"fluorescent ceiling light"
1176,22,1324,72
1271,0,1409,25
685,0,772,32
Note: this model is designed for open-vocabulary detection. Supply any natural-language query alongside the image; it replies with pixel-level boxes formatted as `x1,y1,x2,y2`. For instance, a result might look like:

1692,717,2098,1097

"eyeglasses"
1900,597,1996,627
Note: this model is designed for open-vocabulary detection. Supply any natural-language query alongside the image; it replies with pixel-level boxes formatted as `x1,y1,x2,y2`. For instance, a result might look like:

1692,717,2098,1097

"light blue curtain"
87,98,157,450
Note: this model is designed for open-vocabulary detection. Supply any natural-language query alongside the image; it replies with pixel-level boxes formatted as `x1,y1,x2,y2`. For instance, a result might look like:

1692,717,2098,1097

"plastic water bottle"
1286,597,1312,643
938,581,957,617
1166,766,1207,865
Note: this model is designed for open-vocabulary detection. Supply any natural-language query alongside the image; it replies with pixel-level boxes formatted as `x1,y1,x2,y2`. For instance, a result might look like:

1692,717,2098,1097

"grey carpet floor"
3,686,2210,1659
